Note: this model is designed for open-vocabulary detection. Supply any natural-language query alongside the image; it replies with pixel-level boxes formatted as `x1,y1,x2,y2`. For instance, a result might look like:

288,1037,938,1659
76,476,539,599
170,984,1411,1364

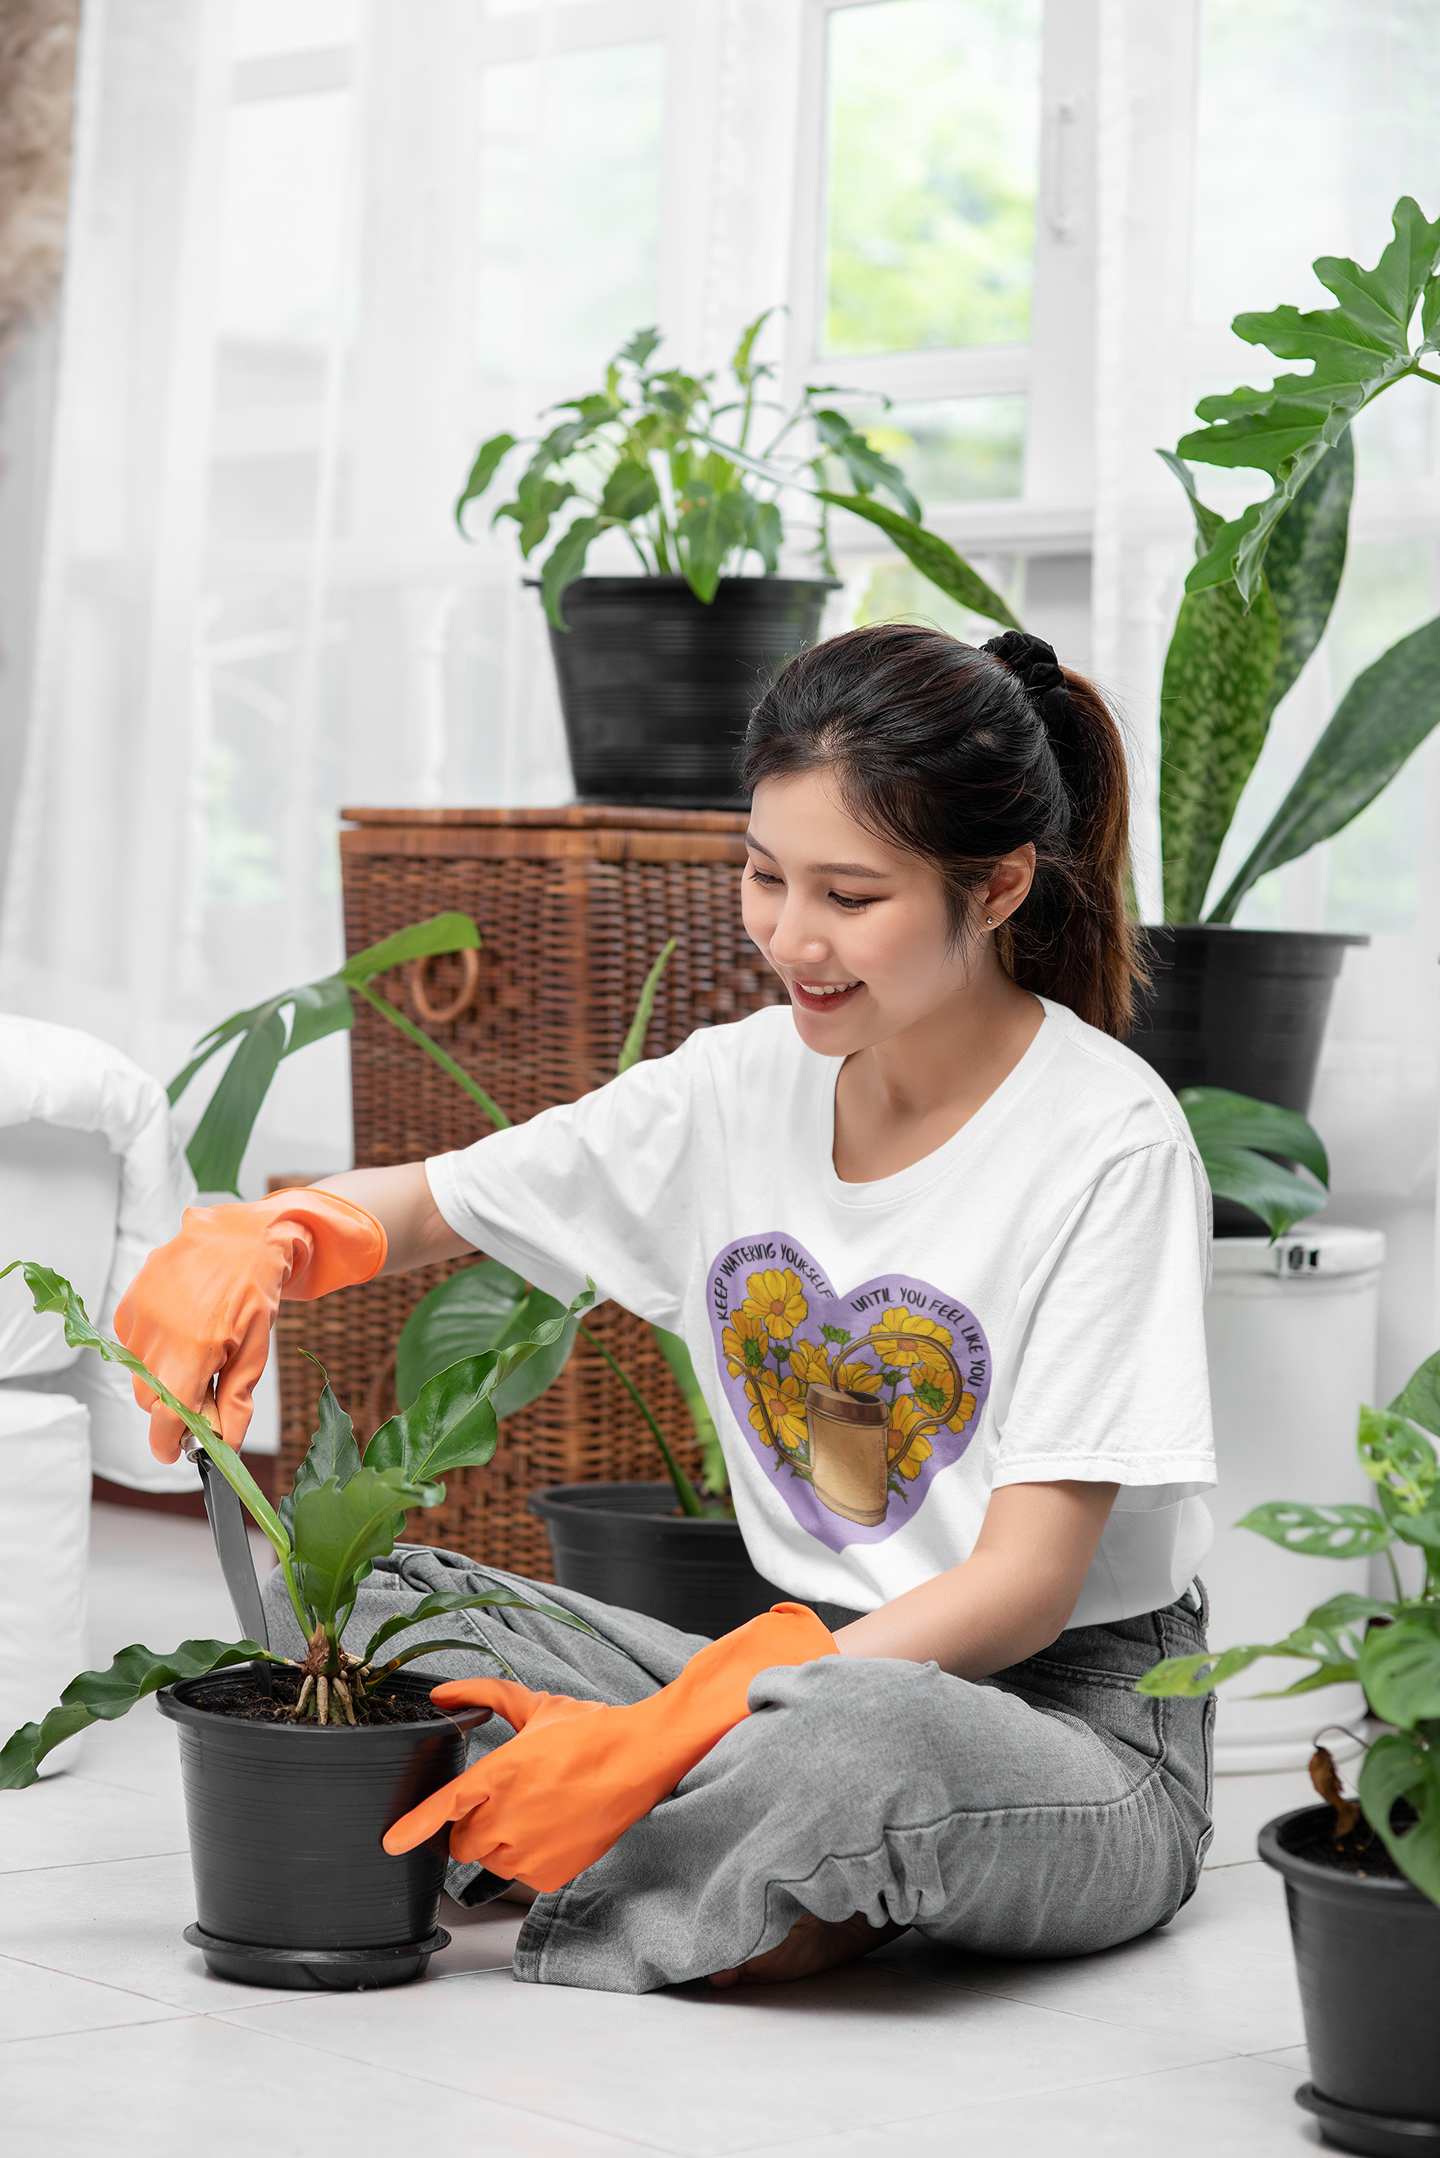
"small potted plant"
1132,195,1440,1177
0,1260,594,1991
455,314,1019,808
1140,1349,1440,2152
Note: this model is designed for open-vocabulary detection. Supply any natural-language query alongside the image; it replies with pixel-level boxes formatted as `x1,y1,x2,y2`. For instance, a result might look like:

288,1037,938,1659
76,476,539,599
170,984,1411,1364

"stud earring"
986,916,995,926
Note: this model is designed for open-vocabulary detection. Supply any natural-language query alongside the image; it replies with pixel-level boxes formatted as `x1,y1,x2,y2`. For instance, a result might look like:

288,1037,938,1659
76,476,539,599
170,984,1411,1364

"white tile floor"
1,1506,1325,2158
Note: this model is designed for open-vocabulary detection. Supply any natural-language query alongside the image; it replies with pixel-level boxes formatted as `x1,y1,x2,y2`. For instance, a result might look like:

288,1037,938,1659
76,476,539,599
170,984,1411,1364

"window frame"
781,0,1100,562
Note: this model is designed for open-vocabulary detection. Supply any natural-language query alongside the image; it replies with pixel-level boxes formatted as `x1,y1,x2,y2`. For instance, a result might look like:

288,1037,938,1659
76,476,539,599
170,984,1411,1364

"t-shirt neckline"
816,999,1061,1208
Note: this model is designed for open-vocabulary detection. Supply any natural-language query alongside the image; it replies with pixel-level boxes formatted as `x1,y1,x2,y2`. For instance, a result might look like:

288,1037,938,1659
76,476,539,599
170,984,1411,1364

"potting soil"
1287,1810,1407,1882
189,1671,451,1726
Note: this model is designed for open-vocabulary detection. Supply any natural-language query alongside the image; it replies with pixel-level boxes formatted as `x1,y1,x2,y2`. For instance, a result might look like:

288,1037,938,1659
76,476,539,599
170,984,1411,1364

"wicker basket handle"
407,946,480,1025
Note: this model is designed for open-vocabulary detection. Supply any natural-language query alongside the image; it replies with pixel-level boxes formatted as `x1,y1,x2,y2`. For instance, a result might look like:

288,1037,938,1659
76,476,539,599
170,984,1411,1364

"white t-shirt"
427,998,1215,1628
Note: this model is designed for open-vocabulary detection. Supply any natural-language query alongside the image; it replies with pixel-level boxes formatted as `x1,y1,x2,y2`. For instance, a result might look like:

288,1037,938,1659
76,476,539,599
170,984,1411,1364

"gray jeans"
260,1550,1214,1995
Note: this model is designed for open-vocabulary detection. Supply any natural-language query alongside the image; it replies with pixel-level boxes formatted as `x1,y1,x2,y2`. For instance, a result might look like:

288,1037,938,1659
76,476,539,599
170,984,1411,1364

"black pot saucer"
1297,2082,1440,2155
184,1921,450,1992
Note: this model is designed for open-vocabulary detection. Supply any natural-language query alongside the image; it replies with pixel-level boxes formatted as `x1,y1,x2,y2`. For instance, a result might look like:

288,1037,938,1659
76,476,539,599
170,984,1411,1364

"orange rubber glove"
114,1189,386,1461
383,1603,837,1890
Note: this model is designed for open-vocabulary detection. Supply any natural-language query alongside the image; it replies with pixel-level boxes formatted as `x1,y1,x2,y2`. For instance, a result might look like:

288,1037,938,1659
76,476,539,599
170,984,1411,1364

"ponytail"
741,623,1147,1039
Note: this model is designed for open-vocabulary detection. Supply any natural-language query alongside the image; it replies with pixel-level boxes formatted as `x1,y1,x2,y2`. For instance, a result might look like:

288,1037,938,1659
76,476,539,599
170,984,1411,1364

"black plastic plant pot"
157,1666,489,1992
541,575,839,809
1129,926,1367,1236
1260,1806,1440,2155
529,1482,787,1639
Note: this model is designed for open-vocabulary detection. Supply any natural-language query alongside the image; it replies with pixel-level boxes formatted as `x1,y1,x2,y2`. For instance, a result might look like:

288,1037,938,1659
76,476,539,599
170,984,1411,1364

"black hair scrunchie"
982,630,1072,745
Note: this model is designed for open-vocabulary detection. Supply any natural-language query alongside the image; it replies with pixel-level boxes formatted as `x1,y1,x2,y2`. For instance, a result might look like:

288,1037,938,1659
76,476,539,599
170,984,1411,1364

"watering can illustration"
758,1328,971,1526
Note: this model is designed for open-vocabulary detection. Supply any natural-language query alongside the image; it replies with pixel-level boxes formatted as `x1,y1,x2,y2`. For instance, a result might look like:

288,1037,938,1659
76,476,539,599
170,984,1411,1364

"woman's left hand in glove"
381,1603,836,1891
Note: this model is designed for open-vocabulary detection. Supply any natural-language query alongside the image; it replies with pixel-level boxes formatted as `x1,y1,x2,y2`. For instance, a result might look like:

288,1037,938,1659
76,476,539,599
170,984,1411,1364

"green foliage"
1138,1346,1440,1904
1178,197,1440,605
0,1639,265,1789
654,1326,729,1501
1156,457,1281,923
456,315,1012,628
292,1465,442,1629
370,1285,594,1490
1260,428,1354,725
814,492,1019,631
1236,1500,1393,1561
395,1262,579,1423
358,1588,591,1670
278,1369,360,1542
1206,612,1440,923
821,0,1039,356
0,1268,597,1773
0,1262,288,1560
1358,1733,1440,1903
168,912,483,1194
1359,1608,1440,1726
1178,1087,1328,1239
617,938,675,1074
1153,202,1440,922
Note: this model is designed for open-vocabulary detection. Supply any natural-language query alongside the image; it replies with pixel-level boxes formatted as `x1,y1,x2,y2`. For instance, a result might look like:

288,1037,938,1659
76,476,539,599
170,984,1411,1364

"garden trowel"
181,1416,272,1695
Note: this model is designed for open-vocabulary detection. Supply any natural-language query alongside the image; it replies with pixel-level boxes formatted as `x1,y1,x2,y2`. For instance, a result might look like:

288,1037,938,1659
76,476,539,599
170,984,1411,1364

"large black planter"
1129,926,1366,1236
543,575,838,809
529,1482,787,1638
1261,1807,1440,2155
158,1667,489,1991
1129,926,1365,1113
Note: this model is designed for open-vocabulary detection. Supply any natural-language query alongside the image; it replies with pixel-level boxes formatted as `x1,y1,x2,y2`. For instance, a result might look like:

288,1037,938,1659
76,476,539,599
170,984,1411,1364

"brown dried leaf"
1310,1744,1361,1838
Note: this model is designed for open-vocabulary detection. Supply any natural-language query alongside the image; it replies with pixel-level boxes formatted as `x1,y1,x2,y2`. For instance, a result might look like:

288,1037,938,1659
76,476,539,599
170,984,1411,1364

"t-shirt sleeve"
424,1034,707,1329
989,1139,1215,1503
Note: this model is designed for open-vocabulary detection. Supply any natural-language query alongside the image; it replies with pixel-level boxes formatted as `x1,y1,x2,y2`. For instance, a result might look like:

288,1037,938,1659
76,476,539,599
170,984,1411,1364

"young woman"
117,624,1216,1996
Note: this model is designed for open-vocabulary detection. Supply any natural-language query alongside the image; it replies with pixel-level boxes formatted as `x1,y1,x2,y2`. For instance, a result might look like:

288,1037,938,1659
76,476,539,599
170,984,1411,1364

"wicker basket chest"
275,806,784,1577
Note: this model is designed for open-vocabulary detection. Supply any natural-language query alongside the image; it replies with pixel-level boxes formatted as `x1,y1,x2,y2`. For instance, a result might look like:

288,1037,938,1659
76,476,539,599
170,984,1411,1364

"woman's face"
741,768,1033,1056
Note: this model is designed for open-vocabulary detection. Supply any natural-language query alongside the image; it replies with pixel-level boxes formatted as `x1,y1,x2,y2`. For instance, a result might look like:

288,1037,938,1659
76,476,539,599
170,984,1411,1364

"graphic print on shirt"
708,1231,992,1552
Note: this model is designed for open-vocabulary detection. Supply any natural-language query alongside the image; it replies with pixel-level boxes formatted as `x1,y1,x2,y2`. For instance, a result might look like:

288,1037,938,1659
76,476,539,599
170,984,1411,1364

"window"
789,0,1093,654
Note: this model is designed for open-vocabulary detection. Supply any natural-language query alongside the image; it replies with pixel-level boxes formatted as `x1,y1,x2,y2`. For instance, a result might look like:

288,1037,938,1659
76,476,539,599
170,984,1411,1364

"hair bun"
982,631,1071,742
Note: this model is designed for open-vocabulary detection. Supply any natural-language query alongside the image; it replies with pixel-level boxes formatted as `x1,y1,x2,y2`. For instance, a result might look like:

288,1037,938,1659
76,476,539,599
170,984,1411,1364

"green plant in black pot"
1140,1348,1440,2145
0,1263,596,1990
0,1261,595,1773
1158,195,1440,929
1130,198,1440,1190
457,314,1019,629
455,316,1021,809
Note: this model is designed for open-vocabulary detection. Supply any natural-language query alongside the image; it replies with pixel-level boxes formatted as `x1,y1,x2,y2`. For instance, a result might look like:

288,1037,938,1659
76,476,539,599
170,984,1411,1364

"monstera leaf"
1179,196,1440,604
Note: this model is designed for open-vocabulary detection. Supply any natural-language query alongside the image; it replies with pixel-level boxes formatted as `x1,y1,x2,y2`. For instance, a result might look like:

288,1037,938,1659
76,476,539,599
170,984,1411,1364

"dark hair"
741,622,1146,1038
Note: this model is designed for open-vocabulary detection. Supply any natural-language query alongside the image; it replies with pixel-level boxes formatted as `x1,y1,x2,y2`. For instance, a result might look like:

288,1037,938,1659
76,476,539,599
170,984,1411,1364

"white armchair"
0,1016,194,1770
0,1013,195,1492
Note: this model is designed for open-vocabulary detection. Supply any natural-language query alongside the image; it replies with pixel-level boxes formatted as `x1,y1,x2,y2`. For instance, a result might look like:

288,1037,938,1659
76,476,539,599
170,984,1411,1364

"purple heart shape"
707,1231,992,1551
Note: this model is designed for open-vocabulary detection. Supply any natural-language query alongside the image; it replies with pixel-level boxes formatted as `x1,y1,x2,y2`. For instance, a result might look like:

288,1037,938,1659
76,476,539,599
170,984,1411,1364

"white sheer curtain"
1,0,805,1186
3,0,1438,1389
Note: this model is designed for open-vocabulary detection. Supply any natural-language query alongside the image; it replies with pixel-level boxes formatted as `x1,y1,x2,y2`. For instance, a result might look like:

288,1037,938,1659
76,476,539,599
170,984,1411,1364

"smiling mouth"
790,977,863,1012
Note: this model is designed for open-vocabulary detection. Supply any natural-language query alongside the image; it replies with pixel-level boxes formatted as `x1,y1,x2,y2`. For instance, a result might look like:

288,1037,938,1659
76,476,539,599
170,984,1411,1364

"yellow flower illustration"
746,1370,808,1454
868,1306,954,1365
830,1356,884,1398
886,1394,935,1481
787,1338,833,1390
742,1268,808,1342
722,1308,768,1378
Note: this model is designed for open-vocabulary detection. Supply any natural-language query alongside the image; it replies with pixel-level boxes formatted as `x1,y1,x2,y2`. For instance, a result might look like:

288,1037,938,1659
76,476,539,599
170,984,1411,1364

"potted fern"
0,1260,594,1990
1131,195,1440,1174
